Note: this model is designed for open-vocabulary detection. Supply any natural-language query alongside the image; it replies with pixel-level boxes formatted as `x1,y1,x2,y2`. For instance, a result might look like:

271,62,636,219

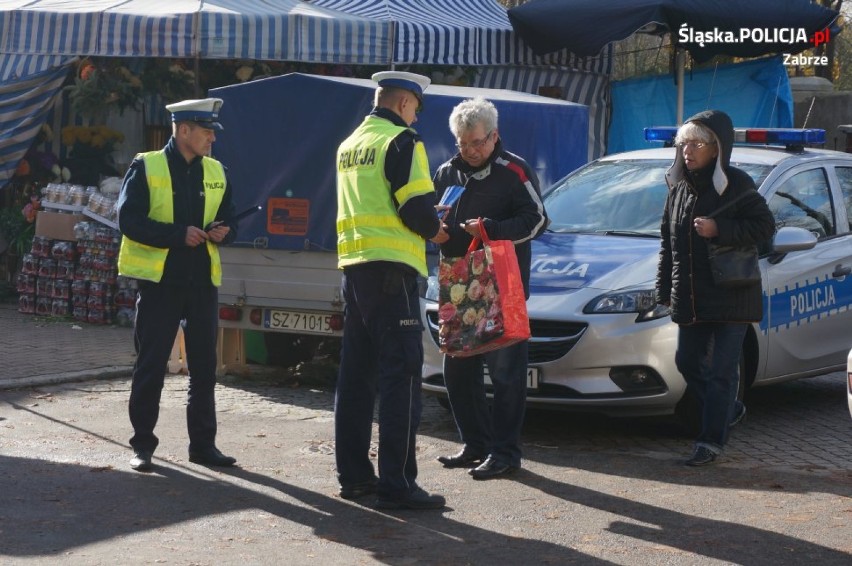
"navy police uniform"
334,72,444,505
117,98,236,467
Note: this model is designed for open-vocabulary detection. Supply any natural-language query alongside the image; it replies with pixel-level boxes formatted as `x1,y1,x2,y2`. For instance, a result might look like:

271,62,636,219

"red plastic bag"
437,223,530,357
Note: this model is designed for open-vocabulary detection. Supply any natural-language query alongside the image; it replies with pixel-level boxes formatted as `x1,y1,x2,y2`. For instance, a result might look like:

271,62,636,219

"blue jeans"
675,323,747,452
443,340,528,467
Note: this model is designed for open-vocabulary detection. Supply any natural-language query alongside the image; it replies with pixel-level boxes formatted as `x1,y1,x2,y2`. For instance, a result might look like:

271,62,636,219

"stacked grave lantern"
17,236,76,316
18,178,136,326
72,220,133,325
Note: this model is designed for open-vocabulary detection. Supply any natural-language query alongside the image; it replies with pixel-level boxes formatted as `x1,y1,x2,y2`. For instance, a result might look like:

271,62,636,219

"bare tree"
831,1,852,88
808,0,843,81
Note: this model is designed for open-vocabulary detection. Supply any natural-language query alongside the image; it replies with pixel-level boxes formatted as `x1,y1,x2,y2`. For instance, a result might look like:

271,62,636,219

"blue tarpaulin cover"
210,73,588,252
608,56,793,154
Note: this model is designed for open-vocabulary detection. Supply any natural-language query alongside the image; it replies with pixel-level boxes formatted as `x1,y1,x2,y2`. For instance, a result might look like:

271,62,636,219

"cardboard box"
35,210,84,241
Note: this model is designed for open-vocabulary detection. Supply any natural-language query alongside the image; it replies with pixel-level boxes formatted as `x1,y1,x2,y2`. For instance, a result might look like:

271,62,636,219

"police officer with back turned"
117,97,237,472
334,71,449,510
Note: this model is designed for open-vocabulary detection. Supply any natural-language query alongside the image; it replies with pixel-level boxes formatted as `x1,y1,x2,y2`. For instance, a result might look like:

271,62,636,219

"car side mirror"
766,226,819,264
772,226,818,253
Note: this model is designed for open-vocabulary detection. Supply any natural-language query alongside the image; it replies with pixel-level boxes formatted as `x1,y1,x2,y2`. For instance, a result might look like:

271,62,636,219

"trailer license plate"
264,309,333,334
484,366,539,389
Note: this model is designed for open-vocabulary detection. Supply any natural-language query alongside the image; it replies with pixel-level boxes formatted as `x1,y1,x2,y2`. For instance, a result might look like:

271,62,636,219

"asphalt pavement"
1,300,851,565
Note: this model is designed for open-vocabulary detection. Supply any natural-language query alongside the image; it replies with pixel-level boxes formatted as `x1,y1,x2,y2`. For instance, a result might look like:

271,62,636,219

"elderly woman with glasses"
656,110,775,466
432,97,548,480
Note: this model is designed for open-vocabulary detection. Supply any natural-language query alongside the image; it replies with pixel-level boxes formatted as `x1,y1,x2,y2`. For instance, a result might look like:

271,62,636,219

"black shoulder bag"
704,192,761,289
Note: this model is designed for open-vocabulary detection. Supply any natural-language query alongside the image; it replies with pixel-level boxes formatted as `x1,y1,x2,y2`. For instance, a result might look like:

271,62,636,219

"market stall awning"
308,0,610,73
0,0,392,64
0,60,70,187
0,0,394,191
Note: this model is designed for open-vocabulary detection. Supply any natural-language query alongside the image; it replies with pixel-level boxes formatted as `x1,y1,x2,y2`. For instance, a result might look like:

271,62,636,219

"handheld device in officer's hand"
206,204,263,231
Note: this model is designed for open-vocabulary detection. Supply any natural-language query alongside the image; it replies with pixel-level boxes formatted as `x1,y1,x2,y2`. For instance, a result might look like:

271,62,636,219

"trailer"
209,73,589,366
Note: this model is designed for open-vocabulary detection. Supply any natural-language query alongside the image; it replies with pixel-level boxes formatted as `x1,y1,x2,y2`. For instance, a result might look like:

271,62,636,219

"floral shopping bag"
437,224,530,357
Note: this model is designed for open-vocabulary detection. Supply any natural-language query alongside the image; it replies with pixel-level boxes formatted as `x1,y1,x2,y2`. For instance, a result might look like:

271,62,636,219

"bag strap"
705,191,754,219
466,218,489,253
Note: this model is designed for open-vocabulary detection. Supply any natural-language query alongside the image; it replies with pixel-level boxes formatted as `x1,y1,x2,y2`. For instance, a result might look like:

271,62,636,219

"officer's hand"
435,204,451,220
185,226,209,247
430,224,449,244
207,224,231,243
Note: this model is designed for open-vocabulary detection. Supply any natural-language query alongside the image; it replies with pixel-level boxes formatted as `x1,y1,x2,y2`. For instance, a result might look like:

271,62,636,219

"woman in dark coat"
656,110,776,466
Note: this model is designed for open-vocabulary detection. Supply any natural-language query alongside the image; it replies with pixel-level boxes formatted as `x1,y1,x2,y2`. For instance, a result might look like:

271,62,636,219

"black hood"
687,110,734,168
665,109,734,196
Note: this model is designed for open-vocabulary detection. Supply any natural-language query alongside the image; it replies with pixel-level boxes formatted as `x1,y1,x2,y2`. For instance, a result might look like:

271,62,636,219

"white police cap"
371,71,431,101
165,97,224,131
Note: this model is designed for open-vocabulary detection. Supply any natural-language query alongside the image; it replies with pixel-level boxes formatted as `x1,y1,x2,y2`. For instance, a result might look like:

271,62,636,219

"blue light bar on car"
644,127,826,147
644,127,678,142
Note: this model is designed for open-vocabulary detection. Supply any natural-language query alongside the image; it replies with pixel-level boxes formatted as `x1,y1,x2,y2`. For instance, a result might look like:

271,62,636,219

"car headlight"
583,288,670,322
421,275,440,301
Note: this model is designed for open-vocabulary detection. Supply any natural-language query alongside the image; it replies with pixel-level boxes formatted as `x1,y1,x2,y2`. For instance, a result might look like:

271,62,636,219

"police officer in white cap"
334,71,449,509
117,97,237,471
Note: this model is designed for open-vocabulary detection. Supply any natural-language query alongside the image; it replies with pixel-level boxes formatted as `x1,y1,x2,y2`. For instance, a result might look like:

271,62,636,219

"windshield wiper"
595,230,659,238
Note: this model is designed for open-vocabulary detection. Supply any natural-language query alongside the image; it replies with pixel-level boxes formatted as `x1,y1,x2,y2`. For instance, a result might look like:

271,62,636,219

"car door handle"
831,264,851,278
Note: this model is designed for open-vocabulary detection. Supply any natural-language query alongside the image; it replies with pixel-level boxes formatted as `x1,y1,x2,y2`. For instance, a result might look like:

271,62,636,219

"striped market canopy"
308,0,611,73
0,0,392,65
0,0,392,189
0,1,611,189
0,59,70,187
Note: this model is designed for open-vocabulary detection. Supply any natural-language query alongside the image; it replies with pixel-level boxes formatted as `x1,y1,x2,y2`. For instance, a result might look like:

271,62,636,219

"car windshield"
544,159,773,237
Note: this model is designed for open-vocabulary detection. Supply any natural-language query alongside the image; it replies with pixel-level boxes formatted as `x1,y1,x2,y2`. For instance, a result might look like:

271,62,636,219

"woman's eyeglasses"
456,130,493,151
677,140,716,150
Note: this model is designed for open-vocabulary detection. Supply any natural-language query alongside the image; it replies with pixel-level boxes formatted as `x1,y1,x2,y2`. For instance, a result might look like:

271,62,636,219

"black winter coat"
655,110,776,324
433,138,548,299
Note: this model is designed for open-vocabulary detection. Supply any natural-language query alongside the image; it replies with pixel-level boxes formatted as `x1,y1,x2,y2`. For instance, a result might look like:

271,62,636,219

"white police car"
421,128,852,416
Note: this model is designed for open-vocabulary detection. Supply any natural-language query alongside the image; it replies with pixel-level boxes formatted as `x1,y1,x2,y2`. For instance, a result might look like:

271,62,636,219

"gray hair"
675,121,714,145
449,97,498,137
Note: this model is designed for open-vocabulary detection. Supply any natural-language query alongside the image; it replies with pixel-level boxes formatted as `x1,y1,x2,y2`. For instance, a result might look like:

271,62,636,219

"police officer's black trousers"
334,263,424,498
129,282,219,454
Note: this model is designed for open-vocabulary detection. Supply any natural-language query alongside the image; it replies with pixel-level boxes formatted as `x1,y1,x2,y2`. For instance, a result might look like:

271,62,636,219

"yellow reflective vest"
336,115,434,276
118,151,226,285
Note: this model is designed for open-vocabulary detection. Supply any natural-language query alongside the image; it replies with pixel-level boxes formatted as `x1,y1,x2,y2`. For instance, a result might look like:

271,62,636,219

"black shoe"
188,447,237,467
340,478,378,500
375,486,446,510
437,447,486,469
469,456,519,480
730,403,747,428
684,446,718,467
129,450,153,471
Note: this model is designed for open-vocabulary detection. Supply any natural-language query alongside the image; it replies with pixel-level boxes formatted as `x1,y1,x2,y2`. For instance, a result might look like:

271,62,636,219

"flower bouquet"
65,58,142,119
61,125,124,185
62,125,125,159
